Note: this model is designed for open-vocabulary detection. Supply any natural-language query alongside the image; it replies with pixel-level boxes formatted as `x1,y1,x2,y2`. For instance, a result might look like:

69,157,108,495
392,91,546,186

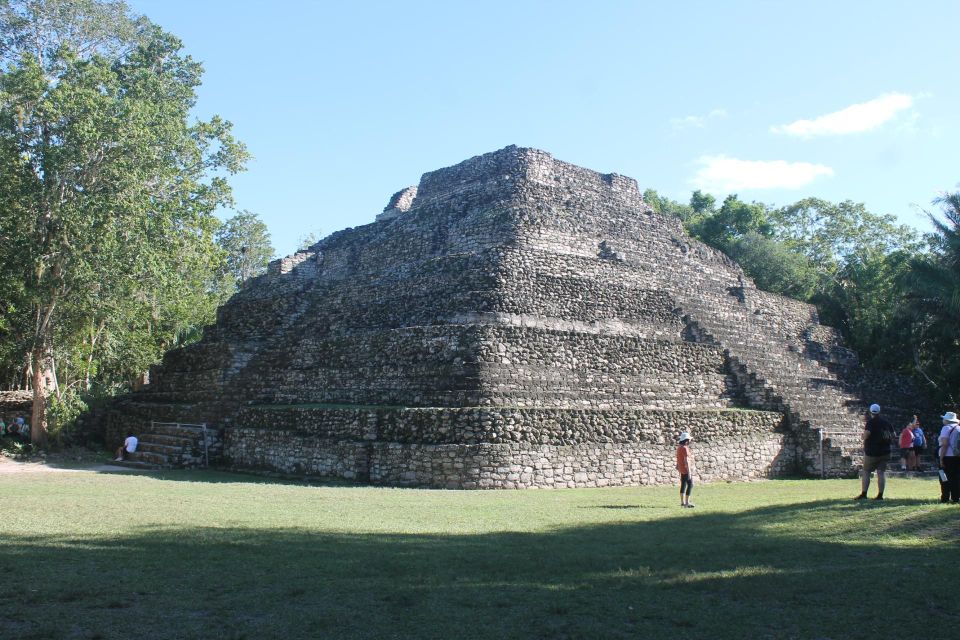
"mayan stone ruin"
97,146,927,488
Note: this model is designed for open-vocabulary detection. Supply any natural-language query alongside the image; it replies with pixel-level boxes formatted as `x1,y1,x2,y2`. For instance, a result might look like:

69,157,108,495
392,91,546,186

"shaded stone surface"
96,146,929,486
0,390,31,426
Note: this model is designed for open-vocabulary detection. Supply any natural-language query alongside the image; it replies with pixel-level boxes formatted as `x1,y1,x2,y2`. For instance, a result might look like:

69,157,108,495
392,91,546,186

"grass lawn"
0,469,957,640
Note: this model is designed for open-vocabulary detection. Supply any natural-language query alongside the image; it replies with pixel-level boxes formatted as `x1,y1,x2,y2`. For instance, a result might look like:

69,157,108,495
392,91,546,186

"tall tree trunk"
84,319,106,392
30,346,48,446
29,299,57,447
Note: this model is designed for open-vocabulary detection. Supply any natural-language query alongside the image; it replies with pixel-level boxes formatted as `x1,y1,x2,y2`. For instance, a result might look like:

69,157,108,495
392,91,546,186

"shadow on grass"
1,499,957,640
91,465,371,487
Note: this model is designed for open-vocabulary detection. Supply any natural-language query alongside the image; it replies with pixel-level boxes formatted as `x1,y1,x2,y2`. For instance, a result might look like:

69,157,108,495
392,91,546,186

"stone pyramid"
101,146,925,487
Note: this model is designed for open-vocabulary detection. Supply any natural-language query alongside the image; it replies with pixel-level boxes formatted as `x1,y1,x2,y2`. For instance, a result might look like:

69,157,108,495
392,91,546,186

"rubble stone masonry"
96,146,930,486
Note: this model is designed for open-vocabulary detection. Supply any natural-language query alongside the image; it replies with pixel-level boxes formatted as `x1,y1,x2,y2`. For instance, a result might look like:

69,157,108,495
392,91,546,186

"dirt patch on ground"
0,448,135,474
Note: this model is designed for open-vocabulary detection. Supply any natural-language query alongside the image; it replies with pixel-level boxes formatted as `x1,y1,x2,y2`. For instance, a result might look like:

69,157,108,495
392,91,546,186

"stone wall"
0,391,31,427
225,407,792,488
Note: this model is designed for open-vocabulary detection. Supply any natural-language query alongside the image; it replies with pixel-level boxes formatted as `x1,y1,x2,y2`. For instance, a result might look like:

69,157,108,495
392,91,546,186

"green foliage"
216,209,275,289
899,191,960,402
688,194,772,251
814,248,916,368
763,199,922,369
297,229,322,251
46,387,87,445
642,188,694,223
0,0,248,441
770,198,920,282
0,437,33,456
726,232,818,300
689,189,716,215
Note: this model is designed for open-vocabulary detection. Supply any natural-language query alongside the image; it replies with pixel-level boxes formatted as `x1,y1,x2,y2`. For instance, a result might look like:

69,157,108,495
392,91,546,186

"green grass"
1,470,957,639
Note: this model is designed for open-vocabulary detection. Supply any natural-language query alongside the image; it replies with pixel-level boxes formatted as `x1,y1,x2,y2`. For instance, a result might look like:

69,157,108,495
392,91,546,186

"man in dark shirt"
855,403,893,500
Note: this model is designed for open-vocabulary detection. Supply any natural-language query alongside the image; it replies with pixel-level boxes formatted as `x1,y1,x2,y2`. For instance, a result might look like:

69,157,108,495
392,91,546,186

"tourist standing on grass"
899,419,916,471
855,404,893,501
676,432,695,508
911,418,925,471
937,412,960,503
115,432,138,461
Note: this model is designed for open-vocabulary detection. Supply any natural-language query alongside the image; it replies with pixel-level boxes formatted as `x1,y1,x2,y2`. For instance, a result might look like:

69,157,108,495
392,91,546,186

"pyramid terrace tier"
221,325,740,409
224,407,797,488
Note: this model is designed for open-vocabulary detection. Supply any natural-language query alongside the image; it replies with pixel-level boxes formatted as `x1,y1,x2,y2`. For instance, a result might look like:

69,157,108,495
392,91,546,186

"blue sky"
130,0,960,257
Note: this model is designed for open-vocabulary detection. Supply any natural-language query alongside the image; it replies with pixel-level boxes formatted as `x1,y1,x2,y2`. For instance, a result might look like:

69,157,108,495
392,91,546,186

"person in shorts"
855,404,893,500
115,432,138,461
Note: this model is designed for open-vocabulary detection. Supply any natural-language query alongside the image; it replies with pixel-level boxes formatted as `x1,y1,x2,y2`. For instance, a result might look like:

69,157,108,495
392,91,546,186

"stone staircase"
117,422,222,469
883,445,940,477
675,289,867,476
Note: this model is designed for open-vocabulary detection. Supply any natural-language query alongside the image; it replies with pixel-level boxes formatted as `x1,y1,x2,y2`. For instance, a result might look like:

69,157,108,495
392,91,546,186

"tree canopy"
0,0,247,443
899,192,960,402
216,210,275,289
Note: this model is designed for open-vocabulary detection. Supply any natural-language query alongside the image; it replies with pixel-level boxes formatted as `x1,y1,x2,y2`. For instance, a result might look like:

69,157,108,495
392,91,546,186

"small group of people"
675,403,960,507
857,403,960,503
897,415,926,472
0,415,30,442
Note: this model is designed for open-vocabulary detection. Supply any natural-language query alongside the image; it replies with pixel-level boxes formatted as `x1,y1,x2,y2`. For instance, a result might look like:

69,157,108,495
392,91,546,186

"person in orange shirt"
676,432,695,508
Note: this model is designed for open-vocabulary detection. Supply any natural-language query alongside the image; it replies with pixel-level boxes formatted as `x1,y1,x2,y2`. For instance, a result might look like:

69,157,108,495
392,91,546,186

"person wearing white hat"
855,403,893,500
676,432,695,508
937,411,960,503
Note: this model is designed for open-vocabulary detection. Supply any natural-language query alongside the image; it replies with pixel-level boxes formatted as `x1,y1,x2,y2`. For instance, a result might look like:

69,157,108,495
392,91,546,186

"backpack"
949,427,960,456
912,427,925,448
876,423,893,447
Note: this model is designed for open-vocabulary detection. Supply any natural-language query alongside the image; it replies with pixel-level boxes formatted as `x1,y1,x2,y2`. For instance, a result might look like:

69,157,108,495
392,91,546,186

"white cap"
678,431,691,443
869,404,881,414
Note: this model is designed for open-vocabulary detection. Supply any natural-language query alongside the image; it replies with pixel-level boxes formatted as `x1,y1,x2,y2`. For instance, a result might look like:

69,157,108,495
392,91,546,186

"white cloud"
691,155,834,191
771,93,914,137
670,108,728,130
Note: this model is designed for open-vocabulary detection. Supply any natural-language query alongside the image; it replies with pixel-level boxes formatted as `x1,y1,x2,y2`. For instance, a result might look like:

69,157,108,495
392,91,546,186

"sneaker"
114,457,123,461
685,503,695,508
853,493,867,500
873,495,884,500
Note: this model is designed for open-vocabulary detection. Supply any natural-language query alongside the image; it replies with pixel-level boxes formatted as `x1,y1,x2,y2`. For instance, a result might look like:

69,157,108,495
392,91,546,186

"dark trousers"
680,473,693,496
942,456,960,503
